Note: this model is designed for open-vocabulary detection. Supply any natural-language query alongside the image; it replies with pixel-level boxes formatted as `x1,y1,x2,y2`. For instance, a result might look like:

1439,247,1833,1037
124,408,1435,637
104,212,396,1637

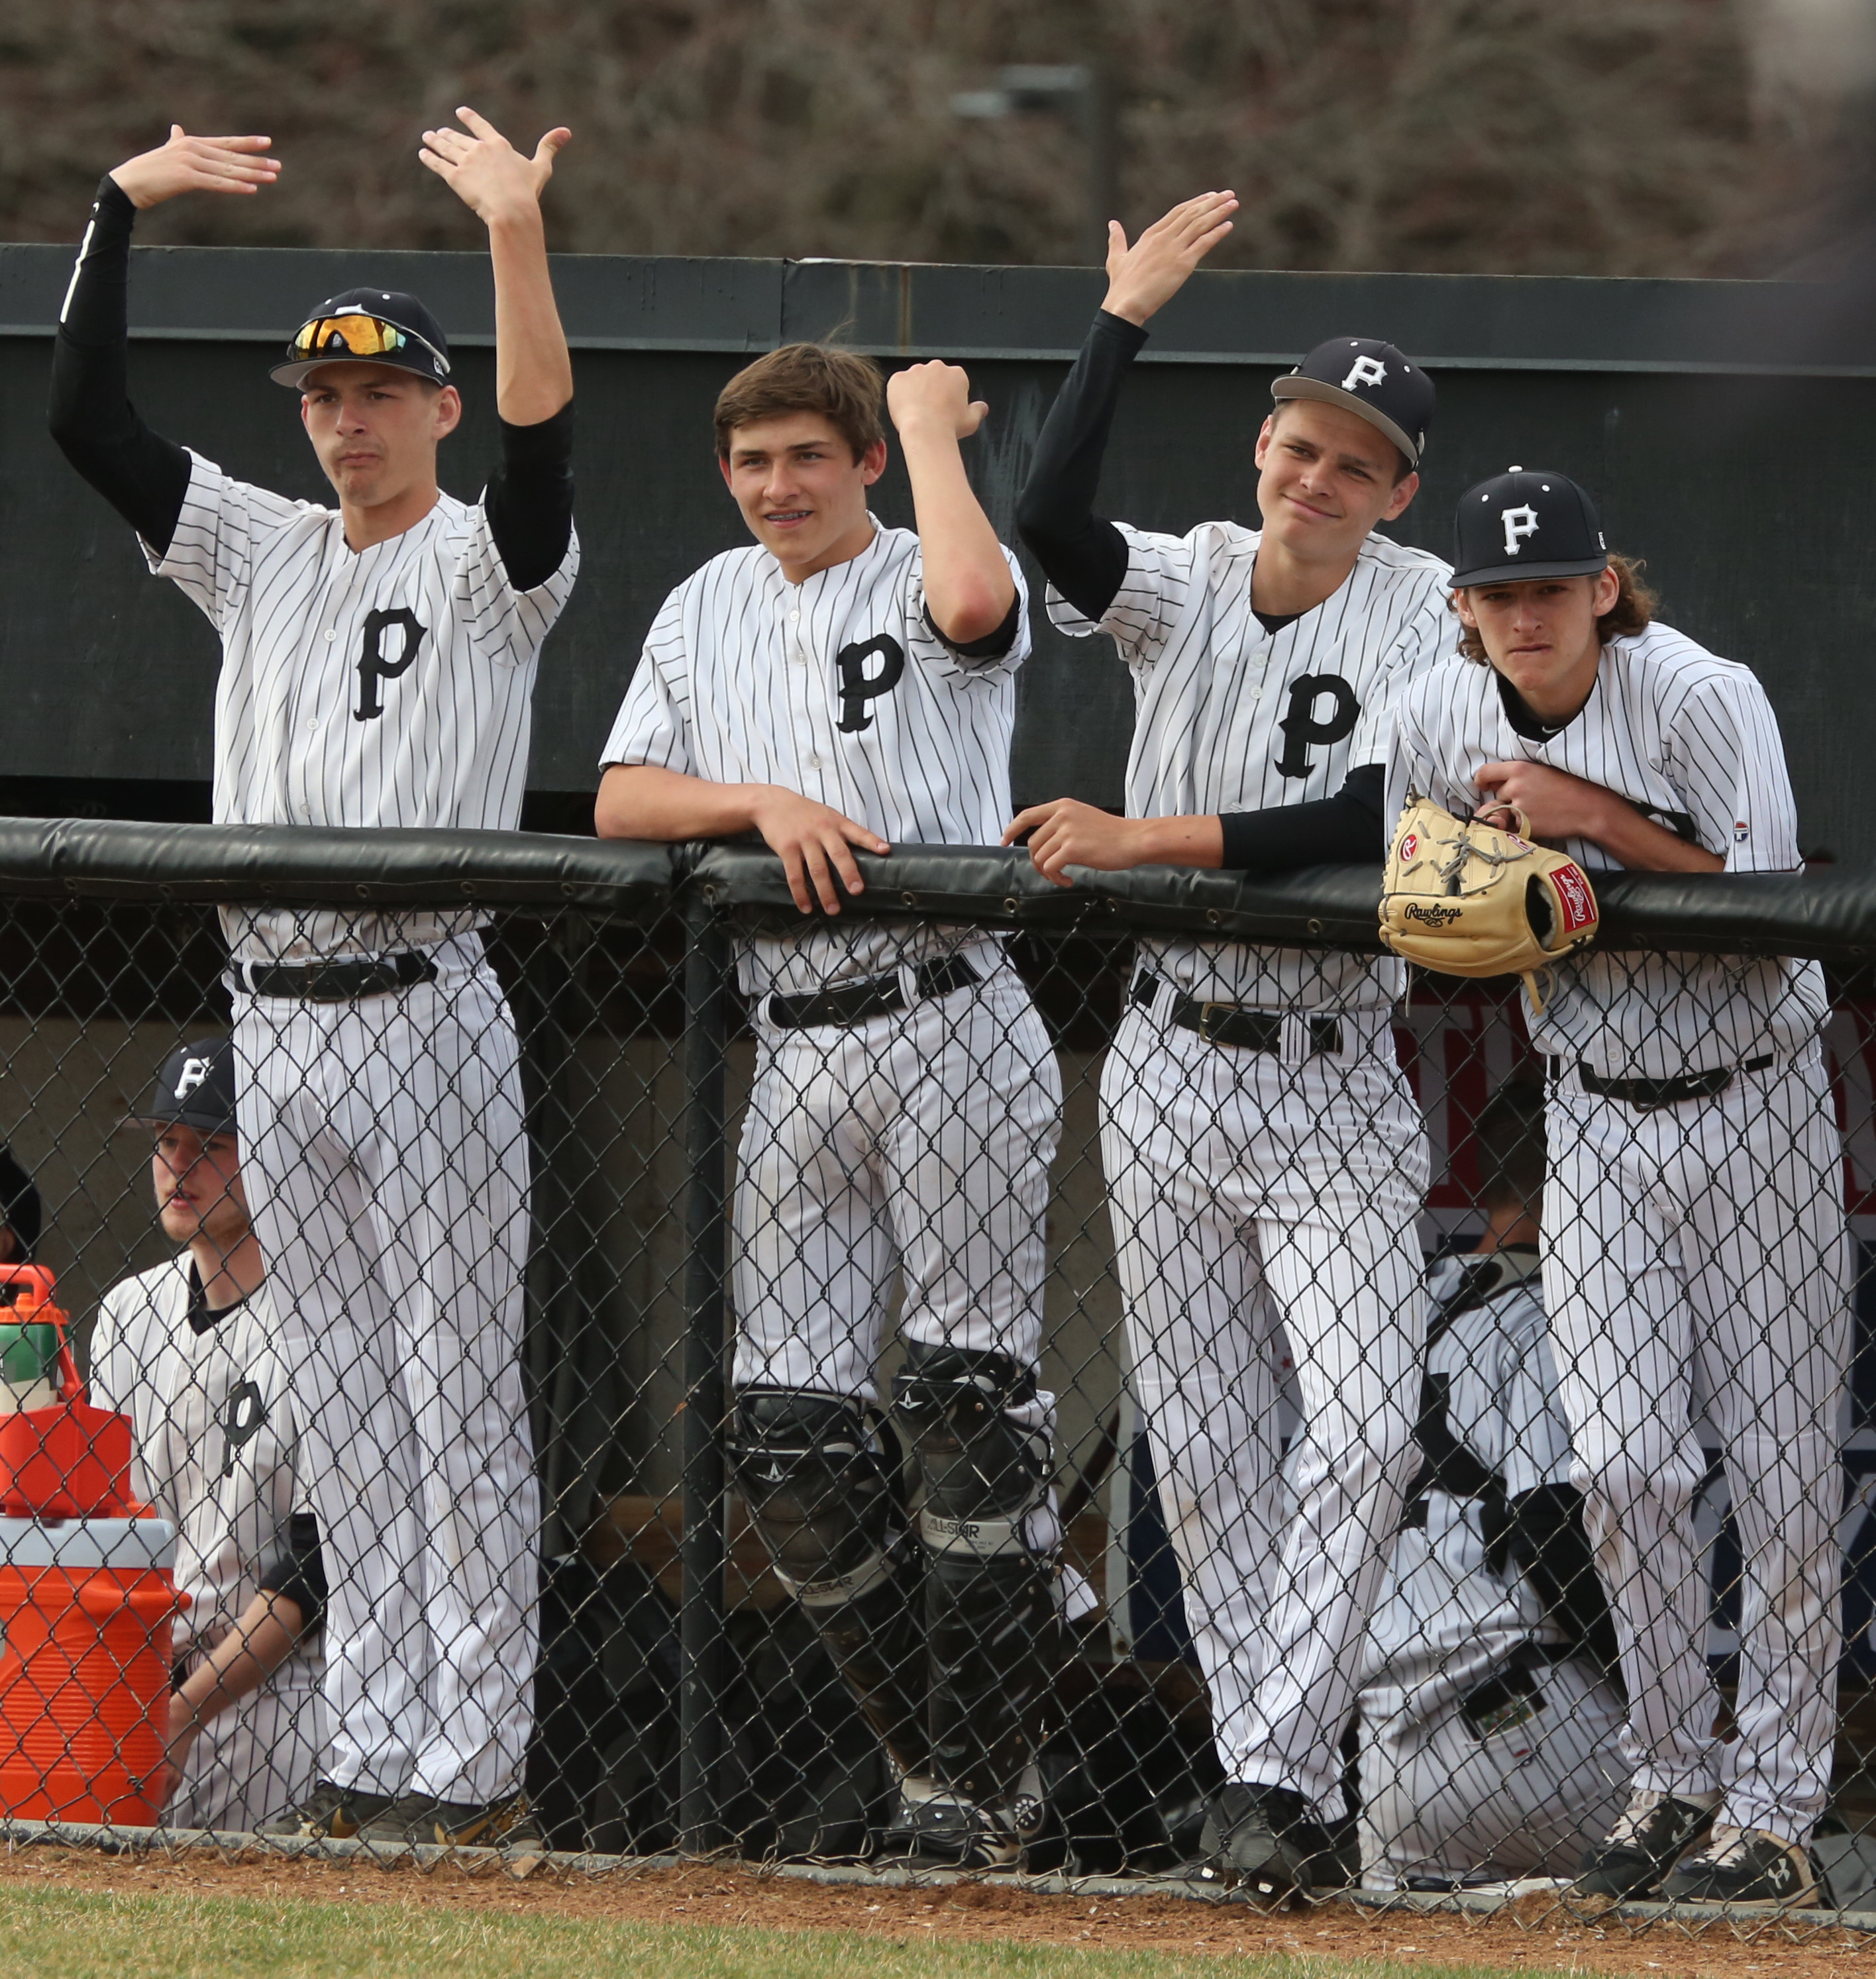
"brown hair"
1453,553,1657,664
713,342,886,462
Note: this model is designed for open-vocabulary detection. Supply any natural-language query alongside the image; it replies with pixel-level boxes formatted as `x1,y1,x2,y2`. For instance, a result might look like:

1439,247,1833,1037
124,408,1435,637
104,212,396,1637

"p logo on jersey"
1275,673,1360,780
354,608,427,722
835,634,906,733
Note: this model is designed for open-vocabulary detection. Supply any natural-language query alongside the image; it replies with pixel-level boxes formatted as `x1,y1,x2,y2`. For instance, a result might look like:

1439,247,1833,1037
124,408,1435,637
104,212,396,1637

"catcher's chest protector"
1379,794,1599,1014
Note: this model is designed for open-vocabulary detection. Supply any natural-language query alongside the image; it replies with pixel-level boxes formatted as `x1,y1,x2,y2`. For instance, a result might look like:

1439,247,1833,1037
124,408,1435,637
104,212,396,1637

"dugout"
0,244,1871,860
5,246,1876,1861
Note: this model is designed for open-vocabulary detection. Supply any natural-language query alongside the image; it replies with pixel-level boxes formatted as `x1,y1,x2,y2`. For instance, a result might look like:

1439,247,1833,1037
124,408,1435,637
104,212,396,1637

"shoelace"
1606,1790,1675,1843
1696,1825,1778,1868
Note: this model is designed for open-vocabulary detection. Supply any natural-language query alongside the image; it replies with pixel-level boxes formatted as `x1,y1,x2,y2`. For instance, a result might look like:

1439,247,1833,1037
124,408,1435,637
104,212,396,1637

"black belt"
1553,1052,1775,1110
238,950,440,1002
766,954,980,1030
1131,970,1342,1057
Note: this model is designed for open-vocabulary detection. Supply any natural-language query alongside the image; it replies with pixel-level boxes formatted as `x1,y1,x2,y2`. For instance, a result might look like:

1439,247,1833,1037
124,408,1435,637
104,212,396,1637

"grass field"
0,1884,1549,1979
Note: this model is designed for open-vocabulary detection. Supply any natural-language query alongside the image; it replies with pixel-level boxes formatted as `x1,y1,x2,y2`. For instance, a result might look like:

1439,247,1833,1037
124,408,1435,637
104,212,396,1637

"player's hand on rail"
419,108,570,228
1006,798,1224,885
1100,191,1239,329
109,127,280,210
750,788,891,915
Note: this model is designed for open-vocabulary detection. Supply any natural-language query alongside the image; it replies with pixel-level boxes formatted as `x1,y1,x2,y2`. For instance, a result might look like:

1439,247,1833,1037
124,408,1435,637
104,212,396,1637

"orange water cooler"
0,1264,186,1825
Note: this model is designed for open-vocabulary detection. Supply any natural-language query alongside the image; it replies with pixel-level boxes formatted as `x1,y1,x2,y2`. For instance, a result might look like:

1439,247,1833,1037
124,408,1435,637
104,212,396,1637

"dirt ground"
0,1848,1871,1978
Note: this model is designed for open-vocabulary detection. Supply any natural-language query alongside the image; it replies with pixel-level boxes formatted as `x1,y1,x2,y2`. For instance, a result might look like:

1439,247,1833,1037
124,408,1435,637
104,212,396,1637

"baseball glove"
1379,792,1598,1013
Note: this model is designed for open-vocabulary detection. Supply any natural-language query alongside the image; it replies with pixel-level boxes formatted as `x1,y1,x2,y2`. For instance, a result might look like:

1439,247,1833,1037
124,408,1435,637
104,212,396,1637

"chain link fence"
1,821,1874,1918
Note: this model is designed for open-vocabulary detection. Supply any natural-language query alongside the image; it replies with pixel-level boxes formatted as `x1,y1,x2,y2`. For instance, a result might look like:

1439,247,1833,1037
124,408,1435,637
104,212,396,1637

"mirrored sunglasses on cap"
287,311,450,376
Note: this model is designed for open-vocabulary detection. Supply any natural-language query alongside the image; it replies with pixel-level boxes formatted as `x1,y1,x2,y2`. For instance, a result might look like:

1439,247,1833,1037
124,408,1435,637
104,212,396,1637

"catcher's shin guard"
894,1343,1063,1807
728,1389,930,1775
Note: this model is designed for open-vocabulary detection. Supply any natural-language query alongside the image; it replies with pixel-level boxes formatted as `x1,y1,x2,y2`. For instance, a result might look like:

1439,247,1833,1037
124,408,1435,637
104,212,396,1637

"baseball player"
1357,1080,1629,1892
1009,193,1453,1902
1386,468,1847,1909
89,1037,329,1834
595,343,1065,1866
50,115,579,1849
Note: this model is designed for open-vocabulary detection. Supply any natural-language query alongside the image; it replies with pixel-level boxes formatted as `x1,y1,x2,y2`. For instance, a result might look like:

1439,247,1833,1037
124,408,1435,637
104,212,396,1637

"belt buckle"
1197,999,1233,1044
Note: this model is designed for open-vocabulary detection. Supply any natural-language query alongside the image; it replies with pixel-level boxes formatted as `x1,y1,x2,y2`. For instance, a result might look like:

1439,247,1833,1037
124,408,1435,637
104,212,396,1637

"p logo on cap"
1500,505,1540,557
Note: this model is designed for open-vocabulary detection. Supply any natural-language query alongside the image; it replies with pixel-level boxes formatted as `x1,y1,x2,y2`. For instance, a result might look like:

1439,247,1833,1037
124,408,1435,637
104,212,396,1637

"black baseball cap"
126,1038,240,1138
0,1146,39,1258
270,287,452,390
1452,467,1609,587
1271,336,1434,468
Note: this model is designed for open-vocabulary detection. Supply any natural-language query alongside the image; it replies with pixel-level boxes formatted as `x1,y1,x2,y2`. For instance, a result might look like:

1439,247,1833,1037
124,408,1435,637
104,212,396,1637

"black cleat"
1570,1790,1718,1901
258,1779,395,1841
355,1789,543,1851
1204,1782,1340,1907
1661,1825,1818,1910
880,1776,1045,1870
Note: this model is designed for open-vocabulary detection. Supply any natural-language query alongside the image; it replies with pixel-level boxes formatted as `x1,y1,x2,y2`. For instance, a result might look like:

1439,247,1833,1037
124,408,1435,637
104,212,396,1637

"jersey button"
788,610,800,623
324,630,336,642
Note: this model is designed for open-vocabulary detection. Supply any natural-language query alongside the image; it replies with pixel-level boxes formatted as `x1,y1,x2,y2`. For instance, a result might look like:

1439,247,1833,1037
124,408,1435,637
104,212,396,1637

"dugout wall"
0,246,1873,860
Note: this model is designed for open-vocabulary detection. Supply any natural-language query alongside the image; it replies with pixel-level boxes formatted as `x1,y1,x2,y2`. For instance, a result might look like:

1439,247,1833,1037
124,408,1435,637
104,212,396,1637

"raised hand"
419,107,570,228
109,127,280,211
1102,191,1239,328
887,360,989,442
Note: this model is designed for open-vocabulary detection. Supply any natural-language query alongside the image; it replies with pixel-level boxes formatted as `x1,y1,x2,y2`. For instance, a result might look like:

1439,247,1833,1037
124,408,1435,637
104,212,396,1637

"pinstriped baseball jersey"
599,521,1030,995
89,1258,317,1672
1384,628,1828,1076
149,451,579,964
1047,521,1454,1010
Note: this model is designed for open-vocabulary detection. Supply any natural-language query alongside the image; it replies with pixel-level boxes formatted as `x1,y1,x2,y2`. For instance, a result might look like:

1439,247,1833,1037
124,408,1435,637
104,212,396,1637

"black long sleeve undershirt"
1014,309,1145,622
48,178,191,553
258,1511,328,1631
1215,762,1388,872
1018,307,1389,878
49,174,574,588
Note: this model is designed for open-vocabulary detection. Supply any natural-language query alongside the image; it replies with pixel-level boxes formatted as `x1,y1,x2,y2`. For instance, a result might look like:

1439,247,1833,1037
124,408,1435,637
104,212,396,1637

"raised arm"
1014,192,1237,623
419,107,572,425
50,127,278,552
420,108,575,592
886,362,1015,649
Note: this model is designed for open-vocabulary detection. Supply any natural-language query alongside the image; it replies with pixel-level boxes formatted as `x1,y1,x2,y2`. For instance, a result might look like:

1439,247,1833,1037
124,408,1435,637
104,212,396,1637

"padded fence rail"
6,820,1876,1919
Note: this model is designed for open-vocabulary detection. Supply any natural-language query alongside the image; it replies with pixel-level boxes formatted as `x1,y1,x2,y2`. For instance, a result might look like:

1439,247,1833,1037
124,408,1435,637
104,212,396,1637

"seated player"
1387,470,1847,1909
596,346,1065,1867
1358,1080,1629,1890
0,1144,39,1266
89,1038,327,1834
